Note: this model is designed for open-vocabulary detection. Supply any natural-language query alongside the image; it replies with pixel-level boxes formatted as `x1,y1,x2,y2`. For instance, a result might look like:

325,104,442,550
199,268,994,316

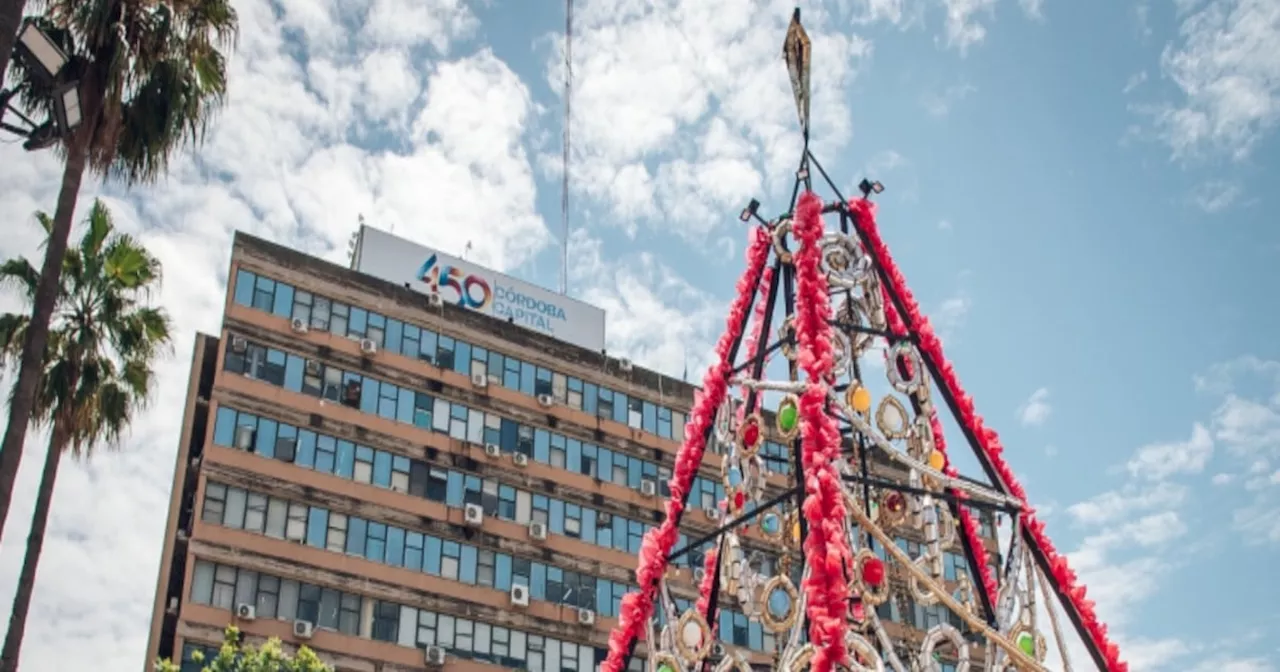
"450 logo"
418,254,492,310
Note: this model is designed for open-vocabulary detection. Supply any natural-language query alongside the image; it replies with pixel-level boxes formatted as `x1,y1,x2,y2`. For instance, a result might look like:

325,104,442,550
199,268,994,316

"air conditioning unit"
704,507,721,521
513,452,529,467
231,335,248,353
235,603,256,621
510,583,530,607
484,443,501,458
234,426,256,451
293,620,314,639
471,372,488,388
640,479,657,497
290,317,309,334
618,358,633,372
359,338,378,355
425,645,446,666
537,394,554,407
464,503,484,526
529,521,548,541
577,608,596,626
693,568,706,583
427,293,444,308
304,359,322,376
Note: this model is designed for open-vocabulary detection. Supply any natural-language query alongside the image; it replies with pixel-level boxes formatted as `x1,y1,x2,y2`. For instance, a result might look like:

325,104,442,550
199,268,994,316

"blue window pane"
405,532,424,570
454,341,471,375
446,472,464,507
531,564,547,600
296,431,316,469
366,522,386,562
359,377,379,415
567,440,581,469
419,330,437,363
255,419,277,458
386,319,403,355
549,500,565,535
306,507,328,548
386,527,405,567
613,392,628,424
519,362,535,395
346,518,368,556
596,579,610,614
643,402,656,433
233,269,255,306
582,508,596,539
372,452,392,487
495,554,512,591
583,383,598,414
349,307,367,337
424,536,442,575
459,545,477,584
397,388,414,424
213,407,237,446
315,436,336,473
336,441,355,479
534,430,549,463
284,355,304,392
598,449,612,481
271,282,294,318
500,420,517,453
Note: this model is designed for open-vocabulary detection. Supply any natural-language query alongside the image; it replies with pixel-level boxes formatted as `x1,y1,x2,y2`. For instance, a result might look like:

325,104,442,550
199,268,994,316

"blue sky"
0,0,1276,670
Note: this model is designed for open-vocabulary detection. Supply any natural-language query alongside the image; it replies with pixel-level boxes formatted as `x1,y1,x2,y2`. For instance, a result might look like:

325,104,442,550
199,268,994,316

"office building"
143,227,996,671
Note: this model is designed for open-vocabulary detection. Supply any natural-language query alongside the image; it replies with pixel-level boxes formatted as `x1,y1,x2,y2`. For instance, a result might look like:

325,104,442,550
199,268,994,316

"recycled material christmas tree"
599,9,1125,672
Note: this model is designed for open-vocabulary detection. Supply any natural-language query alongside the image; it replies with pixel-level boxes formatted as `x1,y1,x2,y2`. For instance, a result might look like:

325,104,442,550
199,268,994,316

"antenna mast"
560,0,573,295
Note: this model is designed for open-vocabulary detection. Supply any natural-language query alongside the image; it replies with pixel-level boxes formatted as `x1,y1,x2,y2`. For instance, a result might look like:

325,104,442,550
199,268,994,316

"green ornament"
1017,632,1036,657
657,664,677,672
778,402,798,431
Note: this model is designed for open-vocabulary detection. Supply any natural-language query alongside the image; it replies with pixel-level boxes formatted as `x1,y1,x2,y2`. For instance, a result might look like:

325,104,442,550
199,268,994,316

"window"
202,484,226,523
211,565,237,610
477,550,496,587
244,493,267,533
440,542,461,581
255,575,280,619
339,593,361,635
286,502,308,542
326,512,347,552
372,601,399,642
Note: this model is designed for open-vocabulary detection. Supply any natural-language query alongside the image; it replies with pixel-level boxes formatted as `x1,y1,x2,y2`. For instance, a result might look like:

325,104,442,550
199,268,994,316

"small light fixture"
796,167,809,181
51,82,81,133
858,179,884,198
739,198,760,223
15,20,69,82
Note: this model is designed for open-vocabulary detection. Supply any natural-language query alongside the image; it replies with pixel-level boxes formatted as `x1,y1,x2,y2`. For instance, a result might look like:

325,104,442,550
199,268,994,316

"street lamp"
15,19,69,82
1,18,82,151
858,179,885,198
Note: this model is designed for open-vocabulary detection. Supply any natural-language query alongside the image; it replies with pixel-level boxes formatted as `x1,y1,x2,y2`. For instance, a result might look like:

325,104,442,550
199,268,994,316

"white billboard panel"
353,226,606,352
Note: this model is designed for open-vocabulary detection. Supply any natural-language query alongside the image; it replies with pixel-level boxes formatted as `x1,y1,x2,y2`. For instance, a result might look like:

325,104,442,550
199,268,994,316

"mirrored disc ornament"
771,218,794,264
759,574,801,633
737,413,764,458
674,609,714,662
760,509,784,542
875,395,911,440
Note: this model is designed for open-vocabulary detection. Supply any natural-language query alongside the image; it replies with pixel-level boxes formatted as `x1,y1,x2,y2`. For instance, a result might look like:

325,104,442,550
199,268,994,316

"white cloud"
1190,656,1277,672
1018,387,1052,427
1017,0,1045,21
1213,472,1235,485
938,0,998,54
1148,0,1280,160
1191,179,1244,213
1067,481,1188,526
921,82,977,117
1126,423,1214,480
1124,70,1149,94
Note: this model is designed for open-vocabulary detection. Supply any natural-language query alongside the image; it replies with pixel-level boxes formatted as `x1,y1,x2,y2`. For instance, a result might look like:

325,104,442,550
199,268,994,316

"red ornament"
734,490,746,511
742,420,760,447
885,492,905,513
862,557,885,587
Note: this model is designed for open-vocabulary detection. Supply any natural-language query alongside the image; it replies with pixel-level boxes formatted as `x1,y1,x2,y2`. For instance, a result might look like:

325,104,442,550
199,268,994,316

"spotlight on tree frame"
739,198,760,222
15,19,69,82
858,179,885,198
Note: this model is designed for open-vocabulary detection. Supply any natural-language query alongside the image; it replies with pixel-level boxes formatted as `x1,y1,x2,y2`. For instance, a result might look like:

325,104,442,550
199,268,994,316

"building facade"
143,231,996,672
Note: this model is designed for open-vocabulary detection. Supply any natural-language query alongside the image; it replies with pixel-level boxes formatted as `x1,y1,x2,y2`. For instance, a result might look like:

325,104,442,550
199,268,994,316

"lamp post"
0,18,81,151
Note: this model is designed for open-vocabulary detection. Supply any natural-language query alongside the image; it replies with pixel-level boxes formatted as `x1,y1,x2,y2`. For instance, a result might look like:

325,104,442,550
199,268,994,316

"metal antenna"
560,0,574,295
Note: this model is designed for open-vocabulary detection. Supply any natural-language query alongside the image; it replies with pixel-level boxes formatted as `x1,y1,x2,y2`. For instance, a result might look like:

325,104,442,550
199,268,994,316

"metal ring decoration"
674,608,714,663
771,218,794,264
651,651,683,672
775,393,801,441
714,396,736,447
885,341,925,394
909,555,940,606
919,623,971,672
777,317,797,361
906,415,934,460
845,631,887,672
935,502,957,547
854,548,890,606
758,574,802,634
820,234,863,288
1008,623,1048,663
736,413,764,458
782,643,815,672
874,395,911,441
880,490,908,527
862,277,887,330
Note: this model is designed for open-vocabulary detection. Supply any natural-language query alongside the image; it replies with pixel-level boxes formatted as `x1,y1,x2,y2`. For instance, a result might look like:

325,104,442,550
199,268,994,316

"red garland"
848,198,1127,672
695,546,720,618
601,226,773,672
793,191,853,672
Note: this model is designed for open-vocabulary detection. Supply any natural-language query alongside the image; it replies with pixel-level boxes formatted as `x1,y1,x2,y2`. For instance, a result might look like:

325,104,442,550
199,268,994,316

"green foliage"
0,199,172,456
154,627,334,672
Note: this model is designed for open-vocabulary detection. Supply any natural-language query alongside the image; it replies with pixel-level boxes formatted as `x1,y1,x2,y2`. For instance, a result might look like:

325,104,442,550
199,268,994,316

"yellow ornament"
928,450,946,471
792,522,802,544
850,385,872,414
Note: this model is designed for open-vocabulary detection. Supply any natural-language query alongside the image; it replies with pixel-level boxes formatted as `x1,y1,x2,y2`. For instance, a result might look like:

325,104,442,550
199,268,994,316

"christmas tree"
600,9,1125,672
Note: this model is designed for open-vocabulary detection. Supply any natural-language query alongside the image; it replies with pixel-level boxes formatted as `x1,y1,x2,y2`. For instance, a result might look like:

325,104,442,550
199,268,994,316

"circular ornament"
1009,624,1047,662
927,450,946,471
760,510,784,543
875,395,911,440
847,383,873,415
652,652,682,672
919,624,971,672
737,413,763,458
820,235,865,288
771,218,794,264
759,574,801,634
846,631,887,672
776,394,801,440
674,609,714,662
881,491,907,526
885,341,925,393
909,555,940,606
854,549,890,605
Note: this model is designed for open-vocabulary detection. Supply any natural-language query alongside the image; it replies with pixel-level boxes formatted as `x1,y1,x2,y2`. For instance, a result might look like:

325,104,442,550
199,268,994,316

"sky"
0,0,1277,669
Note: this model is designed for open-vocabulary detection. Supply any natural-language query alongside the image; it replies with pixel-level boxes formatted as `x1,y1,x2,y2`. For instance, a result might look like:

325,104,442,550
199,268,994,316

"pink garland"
601,226,773,672
848,198,1127,672
793,192,852,672
694,547,720,617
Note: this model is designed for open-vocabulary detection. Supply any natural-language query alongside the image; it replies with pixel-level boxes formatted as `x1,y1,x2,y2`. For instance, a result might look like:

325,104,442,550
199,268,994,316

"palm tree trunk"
0,137,88,545
0,0,28,93
0,424,66,672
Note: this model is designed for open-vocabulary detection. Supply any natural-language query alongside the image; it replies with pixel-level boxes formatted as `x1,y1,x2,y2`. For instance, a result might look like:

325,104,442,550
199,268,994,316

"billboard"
353,226,606,352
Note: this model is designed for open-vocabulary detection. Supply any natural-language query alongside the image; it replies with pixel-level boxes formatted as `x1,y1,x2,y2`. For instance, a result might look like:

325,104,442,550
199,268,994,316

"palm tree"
0,0,236,551
0,200,172,671
0,0,30,98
